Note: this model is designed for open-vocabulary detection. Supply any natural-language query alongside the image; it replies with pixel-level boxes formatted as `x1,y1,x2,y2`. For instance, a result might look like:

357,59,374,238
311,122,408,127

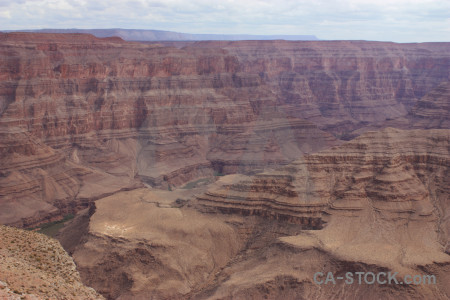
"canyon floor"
0,33,449,299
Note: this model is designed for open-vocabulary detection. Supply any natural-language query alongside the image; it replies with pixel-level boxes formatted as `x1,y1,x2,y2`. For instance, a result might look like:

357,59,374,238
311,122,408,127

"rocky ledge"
0,225,103,299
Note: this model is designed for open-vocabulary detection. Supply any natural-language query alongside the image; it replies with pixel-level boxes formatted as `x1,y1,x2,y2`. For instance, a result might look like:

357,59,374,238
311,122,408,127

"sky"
0,0,449,42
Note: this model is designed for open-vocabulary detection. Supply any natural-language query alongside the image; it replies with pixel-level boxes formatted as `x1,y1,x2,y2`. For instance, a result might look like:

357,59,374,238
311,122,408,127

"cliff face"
0,127,142,227
199,128,450,241
199,128,450,299
2,33,449,299
346,80,450,138
186,40,450,134
1,33,449,227
410,81,450,128
58,188,245,299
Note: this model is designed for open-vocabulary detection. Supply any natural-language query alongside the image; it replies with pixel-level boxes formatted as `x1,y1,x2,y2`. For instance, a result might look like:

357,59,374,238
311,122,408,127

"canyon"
60,127,450,299
0,32,449,299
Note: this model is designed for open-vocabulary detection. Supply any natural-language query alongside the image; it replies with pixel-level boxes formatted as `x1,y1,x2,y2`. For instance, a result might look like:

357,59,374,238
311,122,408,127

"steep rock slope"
0,33,340,226
0,126,142,227
199,128,449,228
0,225,103,299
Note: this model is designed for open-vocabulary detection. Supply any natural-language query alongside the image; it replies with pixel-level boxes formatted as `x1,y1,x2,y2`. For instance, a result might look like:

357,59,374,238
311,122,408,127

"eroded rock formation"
185,40,450,135
347,80,450,138
1,33,449,227
198,128,449,230
196,128,450,299
0,127,142,227
60,128,450,299
0,33,343,226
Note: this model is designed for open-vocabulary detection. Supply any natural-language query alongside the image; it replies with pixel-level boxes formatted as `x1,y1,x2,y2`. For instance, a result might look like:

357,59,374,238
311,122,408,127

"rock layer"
185,40,450,135
0,126,142,227
410,81,450,129
347,80,450,138
198,128,450,248
196,128,450,299
0,33,341,226
1,34,449,227
62,128,450,299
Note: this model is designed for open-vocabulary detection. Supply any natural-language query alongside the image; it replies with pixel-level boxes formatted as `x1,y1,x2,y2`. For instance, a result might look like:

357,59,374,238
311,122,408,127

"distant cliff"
3,28,319,41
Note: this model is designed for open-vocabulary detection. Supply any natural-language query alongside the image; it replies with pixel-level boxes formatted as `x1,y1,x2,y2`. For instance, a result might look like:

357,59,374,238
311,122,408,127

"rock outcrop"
199,127,450,247
195,128,450,299
0,126,142,228
0,225,103,299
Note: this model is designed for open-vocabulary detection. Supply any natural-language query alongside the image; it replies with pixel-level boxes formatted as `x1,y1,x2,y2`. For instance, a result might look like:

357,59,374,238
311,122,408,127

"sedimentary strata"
2,34,449,227
195,128,450,299
60,128,450,299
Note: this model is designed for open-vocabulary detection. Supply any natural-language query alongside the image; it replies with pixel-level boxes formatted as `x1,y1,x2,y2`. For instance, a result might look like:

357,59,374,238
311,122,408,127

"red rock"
1,34,449,227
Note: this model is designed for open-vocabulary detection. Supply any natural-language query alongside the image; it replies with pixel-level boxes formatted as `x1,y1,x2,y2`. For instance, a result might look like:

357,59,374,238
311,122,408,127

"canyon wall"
1,33,449,227
1,33,449,299
198,128,450,246
185,40,450,134
197,127,450,299
410,81,450,128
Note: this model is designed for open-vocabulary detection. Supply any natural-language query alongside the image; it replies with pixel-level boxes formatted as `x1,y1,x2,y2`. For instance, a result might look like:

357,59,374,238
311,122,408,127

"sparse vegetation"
29,214,75,237
0,225,104,299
